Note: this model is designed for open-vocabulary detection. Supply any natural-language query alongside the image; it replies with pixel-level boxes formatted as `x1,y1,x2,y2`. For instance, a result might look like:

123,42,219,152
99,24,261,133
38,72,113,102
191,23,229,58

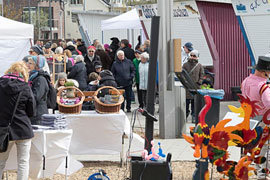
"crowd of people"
0,36,153,179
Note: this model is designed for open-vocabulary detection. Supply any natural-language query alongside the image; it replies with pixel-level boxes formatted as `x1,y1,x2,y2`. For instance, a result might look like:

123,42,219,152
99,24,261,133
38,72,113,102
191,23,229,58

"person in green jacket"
133,50,143,108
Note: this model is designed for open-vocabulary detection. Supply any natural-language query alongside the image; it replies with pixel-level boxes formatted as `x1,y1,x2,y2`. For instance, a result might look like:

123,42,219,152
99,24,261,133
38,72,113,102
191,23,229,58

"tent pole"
102,31,104,44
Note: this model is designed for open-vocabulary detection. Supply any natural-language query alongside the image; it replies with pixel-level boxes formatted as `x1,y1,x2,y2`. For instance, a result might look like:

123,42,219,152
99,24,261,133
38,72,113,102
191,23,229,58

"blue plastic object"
158,142,166,158
88,170,110,180
197,89,225,100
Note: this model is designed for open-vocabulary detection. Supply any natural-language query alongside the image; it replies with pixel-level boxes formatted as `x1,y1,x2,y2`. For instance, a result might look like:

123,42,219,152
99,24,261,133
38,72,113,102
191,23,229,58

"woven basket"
57,86,85,114
94,86,124,114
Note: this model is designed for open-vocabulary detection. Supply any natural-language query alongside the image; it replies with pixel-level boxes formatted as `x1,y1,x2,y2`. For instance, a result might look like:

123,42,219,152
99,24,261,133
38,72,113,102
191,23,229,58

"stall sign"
136,1,200,21
232,0,270,16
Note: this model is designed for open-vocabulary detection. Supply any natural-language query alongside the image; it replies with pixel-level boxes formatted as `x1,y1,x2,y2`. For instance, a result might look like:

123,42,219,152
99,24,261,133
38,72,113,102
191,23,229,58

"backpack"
44,77,57,109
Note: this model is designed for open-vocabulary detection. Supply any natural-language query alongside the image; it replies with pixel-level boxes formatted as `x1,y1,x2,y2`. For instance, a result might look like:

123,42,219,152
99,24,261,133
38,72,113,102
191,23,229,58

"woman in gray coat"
27,55,50,125
183,50,204,123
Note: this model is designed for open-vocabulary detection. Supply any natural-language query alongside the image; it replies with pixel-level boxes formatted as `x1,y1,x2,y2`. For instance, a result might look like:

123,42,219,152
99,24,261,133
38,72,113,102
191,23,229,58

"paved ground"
74,98,242,162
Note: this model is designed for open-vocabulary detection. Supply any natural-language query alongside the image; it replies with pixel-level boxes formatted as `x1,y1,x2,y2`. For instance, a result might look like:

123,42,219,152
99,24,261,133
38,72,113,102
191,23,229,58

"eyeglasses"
190,54,197,57
89,51,95,52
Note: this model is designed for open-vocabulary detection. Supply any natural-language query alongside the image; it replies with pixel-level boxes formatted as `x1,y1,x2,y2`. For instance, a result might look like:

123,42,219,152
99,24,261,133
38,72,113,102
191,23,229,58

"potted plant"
64,81,75,98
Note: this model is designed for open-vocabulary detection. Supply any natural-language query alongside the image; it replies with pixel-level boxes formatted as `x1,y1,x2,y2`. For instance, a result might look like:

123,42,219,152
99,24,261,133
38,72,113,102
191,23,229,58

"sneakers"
127,109,131,113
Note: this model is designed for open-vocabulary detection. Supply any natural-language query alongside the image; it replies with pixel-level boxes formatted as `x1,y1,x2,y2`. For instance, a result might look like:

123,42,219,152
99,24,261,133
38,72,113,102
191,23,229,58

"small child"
85,72,99,91
55,73,67,91
200,79,213,90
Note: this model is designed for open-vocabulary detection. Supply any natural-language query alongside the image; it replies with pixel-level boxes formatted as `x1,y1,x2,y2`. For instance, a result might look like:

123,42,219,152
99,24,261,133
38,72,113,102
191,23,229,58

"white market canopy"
0,16,33,39
101,9,142,30
0,16,33,75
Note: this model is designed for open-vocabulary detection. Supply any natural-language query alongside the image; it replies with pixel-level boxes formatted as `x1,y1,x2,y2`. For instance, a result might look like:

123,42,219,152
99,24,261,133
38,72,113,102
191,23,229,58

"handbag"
0,92,22,153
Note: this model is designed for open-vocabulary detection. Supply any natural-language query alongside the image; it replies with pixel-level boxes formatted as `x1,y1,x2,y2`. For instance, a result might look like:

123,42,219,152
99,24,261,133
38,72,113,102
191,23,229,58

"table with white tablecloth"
63,110,131,158
5,129,83,179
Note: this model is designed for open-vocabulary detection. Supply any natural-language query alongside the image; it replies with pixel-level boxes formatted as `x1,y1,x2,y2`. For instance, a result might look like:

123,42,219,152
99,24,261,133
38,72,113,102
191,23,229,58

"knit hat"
104,44,110,49
58,72,67,80
45,43,51,49
22,55,31,63
30,55,45,69
189,49,199,58
256,56,270,71
30,45,43,55
184,42,194,52
100,70,113,78
88,46,96,50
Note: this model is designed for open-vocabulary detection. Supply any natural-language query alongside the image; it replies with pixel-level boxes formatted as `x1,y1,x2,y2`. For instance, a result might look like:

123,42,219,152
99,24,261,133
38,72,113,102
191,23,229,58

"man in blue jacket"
111,50,135,112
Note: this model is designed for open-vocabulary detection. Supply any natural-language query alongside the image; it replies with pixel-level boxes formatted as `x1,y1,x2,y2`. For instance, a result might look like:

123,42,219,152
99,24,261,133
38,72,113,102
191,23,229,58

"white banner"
232,0,270,16
173,1,200,18
136,1,200,21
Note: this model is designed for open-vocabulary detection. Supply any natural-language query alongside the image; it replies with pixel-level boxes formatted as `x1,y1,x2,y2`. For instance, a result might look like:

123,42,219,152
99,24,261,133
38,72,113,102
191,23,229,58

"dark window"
44,32,49,40
71,0,83,4
54,33,58,40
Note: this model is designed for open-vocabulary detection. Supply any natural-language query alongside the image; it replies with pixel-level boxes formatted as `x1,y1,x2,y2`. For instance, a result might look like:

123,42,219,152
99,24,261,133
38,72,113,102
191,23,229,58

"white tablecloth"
5,129,83,179
64,110,131,155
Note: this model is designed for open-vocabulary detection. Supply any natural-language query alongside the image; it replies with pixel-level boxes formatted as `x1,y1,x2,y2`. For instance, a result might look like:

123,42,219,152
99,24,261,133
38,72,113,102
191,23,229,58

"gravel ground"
4,161,258,180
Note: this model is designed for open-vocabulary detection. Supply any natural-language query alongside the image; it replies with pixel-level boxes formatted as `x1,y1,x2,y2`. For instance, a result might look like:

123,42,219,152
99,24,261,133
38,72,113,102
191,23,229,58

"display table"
63,110,131,157
5,129,83,179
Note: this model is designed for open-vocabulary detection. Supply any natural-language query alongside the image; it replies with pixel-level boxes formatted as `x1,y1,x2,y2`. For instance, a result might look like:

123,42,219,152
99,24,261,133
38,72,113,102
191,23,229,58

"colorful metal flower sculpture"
183,95,212,158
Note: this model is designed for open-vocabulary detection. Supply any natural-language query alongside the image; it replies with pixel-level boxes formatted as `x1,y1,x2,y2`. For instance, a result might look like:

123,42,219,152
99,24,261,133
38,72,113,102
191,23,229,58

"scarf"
28,70,39,86
2,72,25,82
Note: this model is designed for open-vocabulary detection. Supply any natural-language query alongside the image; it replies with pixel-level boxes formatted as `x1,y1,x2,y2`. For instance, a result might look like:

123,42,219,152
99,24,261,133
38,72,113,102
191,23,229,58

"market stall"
4,129,83,179
0,16,33,75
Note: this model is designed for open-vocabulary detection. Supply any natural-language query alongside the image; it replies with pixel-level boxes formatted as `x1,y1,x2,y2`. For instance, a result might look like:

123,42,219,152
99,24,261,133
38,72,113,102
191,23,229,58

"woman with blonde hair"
0,61,35,180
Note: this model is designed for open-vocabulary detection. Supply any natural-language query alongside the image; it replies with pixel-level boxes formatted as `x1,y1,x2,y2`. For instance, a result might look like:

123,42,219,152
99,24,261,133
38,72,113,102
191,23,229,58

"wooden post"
64,54,66,73
52,54,55,83
174,39,182,73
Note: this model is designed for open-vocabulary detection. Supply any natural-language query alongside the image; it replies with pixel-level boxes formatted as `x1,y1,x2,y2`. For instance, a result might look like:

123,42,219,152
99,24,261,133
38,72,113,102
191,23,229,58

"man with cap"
241,56,270,180
181,42,194,65
183,49,204,123
29,45,50,74
44,43,54,61
84,46,102,77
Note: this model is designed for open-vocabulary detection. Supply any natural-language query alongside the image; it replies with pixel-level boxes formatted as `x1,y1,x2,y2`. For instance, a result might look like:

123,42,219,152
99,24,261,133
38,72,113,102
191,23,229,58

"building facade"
65,0,110,39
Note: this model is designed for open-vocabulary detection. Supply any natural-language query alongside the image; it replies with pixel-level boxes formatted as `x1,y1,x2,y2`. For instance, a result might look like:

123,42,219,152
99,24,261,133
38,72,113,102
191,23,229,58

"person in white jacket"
139,52,149,108
181,42,194,65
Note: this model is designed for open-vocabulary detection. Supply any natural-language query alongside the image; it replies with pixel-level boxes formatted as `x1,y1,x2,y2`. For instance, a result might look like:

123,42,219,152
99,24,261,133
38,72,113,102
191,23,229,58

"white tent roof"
101,9,142,30
0,16,34,39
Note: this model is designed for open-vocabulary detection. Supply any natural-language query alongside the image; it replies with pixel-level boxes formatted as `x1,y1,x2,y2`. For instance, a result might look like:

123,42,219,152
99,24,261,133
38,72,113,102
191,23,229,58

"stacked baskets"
57,86,85,114
94,86,124,114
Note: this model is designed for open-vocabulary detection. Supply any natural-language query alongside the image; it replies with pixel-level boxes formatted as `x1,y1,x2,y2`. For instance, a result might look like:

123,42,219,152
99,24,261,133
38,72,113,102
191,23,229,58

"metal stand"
65,156,68,180
144,16,160,152
42,155,45,179
120,133,125,167
192,158,209,180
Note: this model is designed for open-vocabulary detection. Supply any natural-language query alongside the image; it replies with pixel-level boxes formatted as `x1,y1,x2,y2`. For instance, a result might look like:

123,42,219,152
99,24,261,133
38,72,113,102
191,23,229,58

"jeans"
121,84,132,111
0,139,32,180
136,83,144,108
141,90,147,108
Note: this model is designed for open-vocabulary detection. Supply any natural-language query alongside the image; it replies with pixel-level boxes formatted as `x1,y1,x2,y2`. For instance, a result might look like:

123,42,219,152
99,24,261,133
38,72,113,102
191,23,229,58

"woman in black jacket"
0,61,35,179
28,56,49,125
68,55,87,90
99,70,117,88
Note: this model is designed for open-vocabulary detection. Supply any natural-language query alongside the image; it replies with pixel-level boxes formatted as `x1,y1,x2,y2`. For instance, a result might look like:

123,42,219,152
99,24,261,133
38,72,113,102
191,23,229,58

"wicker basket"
57,86,85,114
94,86,124,114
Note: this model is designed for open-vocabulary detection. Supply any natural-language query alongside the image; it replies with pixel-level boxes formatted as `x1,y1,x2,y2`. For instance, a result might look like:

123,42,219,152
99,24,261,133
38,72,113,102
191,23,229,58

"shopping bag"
0,126,9,153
